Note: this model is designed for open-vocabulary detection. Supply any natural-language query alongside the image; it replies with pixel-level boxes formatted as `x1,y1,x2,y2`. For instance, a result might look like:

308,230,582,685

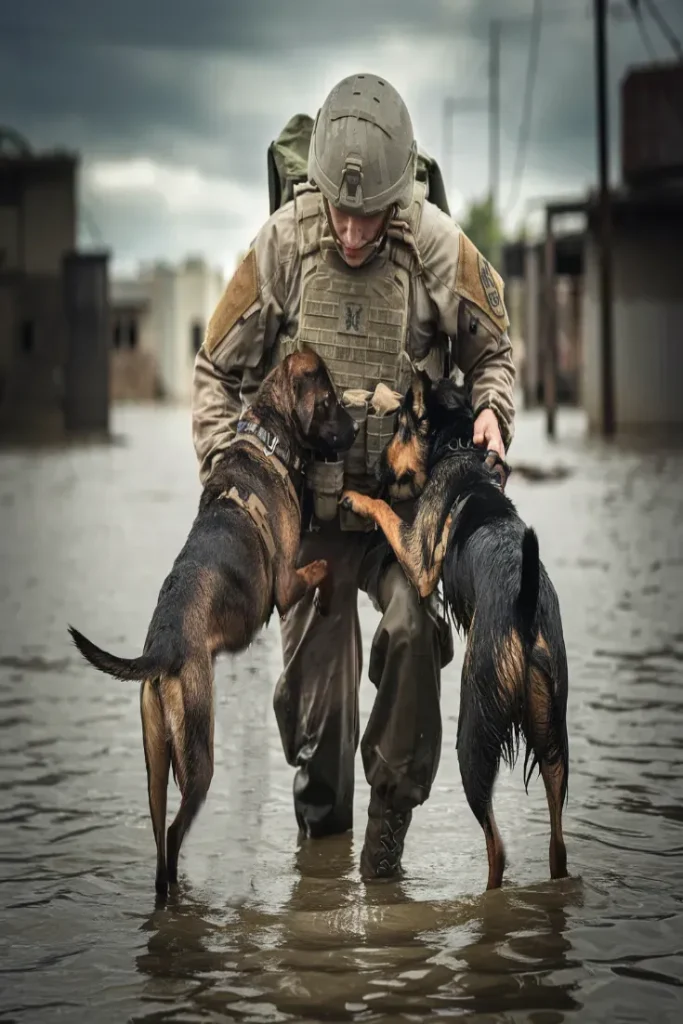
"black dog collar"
236,420,302,474
444,439,511,491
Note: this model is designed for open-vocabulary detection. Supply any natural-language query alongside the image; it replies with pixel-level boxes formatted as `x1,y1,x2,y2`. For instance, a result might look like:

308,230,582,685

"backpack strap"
294,184,324,258
386,180,427,273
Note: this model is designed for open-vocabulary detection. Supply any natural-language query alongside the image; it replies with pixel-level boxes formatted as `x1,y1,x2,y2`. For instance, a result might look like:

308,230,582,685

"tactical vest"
282,184,430,526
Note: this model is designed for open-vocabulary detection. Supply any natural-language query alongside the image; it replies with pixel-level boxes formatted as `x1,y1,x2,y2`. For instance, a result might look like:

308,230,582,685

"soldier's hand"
473,409,505,460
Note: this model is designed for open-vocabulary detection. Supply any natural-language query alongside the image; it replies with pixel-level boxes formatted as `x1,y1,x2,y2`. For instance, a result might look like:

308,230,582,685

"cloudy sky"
2,0,681,276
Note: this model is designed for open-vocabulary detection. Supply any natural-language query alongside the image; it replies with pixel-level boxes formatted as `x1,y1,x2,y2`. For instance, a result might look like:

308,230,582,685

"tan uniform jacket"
192,195,516,485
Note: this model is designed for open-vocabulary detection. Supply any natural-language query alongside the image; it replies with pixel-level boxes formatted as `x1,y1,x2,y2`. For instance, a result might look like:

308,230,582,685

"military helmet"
308,73,417,216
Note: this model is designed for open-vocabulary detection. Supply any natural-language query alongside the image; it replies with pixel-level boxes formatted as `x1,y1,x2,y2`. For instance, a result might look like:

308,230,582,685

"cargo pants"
273,516,454,838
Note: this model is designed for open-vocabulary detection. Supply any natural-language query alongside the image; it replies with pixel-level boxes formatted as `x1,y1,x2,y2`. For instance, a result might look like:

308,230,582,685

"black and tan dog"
341,372,569,890
69,349,356,897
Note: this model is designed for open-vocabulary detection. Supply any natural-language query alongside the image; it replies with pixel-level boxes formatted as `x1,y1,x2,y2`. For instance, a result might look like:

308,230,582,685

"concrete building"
109,276,158,402
503,233,583,411
0,131,110,440
581,186,683,433
110,258,224,403
512,60,683,436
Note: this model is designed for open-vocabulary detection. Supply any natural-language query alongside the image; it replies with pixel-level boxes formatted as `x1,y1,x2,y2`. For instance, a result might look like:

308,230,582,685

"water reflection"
2,406,683,1023
134,829,585,1021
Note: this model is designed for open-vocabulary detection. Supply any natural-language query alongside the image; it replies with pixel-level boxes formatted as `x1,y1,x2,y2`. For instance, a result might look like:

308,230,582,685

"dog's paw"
305,558,328,584
314,574,333,617
340,489,362,514
309,559,332,616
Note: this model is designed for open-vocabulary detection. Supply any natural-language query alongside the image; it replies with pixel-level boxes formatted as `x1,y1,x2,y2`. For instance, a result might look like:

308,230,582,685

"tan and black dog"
341,372,568,890
69,349,356,897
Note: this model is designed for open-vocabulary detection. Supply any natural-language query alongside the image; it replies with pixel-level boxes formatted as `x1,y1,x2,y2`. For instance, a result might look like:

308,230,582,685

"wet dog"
341,372,569,890
69,349,356,897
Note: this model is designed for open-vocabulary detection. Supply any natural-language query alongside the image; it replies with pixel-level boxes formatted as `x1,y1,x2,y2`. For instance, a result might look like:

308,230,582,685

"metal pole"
489,19,501,213
524,242,540,408
442,98,453,200
442,96,488,208
544,209,557,439
594,0,615,436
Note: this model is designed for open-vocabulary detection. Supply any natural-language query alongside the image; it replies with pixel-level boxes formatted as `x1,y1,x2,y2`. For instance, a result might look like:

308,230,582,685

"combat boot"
359,793,412,880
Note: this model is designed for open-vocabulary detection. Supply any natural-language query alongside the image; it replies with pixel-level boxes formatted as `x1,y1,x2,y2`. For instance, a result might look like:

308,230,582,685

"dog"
341,371,569,890
68,348,356,897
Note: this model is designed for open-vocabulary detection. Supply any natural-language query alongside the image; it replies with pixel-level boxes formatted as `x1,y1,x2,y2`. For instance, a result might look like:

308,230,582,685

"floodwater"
1,403,682,1024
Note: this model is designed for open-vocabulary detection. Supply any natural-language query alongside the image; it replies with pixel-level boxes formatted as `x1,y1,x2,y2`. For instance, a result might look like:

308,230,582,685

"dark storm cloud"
2,0,569,162
2,0,682,266
2,0,488,52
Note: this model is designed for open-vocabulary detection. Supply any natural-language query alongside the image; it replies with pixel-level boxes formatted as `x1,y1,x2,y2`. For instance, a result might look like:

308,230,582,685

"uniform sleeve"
191,206,295,484
417,204,517,449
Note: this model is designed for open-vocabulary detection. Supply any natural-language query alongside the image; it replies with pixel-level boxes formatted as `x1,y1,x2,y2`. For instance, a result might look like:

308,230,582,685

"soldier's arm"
418,205,516,450
192,208,295,484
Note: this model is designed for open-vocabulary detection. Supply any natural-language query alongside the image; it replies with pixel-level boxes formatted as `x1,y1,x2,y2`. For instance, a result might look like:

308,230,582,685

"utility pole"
443,18,501,219
489,19,501,215
442,95,487,203
594,0,615,436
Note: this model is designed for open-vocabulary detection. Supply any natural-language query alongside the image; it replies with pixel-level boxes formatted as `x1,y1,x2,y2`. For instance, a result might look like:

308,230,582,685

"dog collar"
235,420,302,474
442,440,510,492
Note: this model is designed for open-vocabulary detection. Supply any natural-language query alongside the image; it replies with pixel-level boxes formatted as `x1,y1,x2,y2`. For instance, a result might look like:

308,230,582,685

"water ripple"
1,406,682,1023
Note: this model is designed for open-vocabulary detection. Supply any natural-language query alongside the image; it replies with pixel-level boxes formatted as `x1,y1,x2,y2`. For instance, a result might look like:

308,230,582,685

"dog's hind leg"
540,755,568,880
164,668,214,887
523,645,569,881
140,679,171,896
457,673,507,891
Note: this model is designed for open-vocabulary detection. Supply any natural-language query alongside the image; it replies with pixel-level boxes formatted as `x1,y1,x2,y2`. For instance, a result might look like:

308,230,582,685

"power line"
628,0,658,59
505,0,543,217
641,0,683,59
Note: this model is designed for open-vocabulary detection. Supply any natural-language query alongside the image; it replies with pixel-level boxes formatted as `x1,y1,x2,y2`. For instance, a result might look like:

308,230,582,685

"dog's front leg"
275,559,329,617
340,491,428,594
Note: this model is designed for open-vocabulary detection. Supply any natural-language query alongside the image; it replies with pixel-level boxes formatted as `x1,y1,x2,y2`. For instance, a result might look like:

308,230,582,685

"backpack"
267,113,451,218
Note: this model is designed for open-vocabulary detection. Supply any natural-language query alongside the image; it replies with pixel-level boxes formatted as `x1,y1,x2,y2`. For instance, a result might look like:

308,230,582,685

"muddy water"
1,405,682,1023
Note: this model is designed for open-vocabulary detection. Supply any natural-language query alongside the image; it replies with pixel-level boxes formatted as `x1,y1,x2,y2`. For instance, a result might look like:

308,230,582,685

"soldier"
192,73,516,879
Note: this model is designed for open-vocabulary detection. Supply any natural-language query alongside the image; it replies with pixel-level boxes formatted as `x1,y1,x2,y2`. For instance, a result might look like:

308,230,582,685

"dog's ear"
409,371,430,420
435,377,469,412
295,379,316,435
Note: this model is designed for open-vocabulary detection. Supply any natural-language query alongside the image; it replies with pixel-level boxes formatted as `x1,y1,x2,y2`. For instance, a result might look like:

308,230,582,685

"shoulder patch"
454,233,509,334
205,248,259,354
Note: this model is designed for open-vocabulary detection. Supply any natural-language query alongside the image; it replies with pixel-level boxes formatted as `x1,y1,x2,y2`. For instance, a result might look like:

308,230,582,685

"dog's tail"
517,527,540,649
68,625,161,682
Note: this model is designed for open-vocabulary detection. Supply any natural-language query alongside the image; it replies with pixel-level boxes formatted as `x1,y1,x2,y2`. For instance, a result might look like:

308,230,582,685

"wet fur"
342,372,569,890
68,349,356,898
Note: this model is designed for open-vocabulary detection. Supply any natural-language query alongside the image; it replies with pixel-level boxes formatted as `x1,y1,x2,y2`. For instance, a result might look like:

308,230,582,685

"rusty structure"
0,130,110,441
507,57,683,438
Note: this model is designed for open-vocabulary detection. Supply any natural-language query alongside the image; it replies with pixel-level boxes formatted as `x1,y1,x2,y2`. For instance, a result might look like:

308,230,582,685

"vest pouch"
366,411,397,475
306,457,344,521
338,395,375,532
341,397,369,480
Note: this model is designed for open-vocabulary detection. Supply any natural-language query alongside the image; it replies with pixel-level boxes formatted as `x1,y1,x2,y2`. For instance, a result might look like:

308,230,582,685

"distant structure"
0,129,110,440
110,258,224,403
506,60,683,436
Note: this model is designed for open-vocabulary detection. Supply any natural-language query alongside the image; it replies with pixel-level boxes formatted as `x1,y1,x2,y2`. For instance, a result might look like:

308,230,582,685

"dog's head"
282,348,357,456
377,371,474,499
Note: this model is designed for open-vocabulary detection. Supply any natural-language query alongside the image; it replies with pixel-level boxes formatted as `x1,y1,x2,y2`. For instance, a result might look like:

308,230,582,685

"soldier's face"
326,204,387,267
